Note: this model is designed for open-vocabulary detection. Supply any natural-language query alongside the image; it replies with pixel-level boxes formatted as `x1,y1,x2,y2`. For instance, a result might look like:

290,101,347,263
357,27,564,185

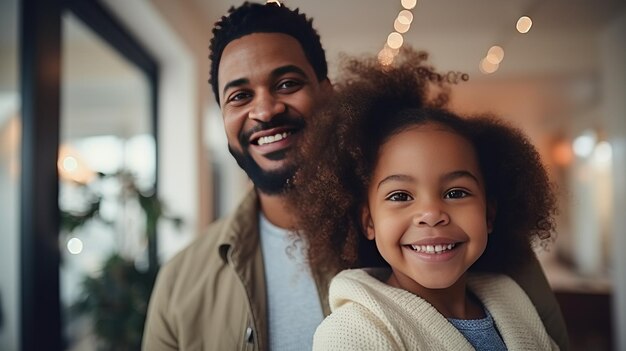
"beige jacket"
142,189,568,350
142,190,332,351
314,269,559,350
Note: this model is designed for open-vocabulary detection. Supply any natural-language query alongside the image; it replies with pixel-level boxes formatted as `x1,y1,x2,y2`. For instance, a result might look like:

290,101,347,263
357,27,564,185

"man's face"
217,32,330,194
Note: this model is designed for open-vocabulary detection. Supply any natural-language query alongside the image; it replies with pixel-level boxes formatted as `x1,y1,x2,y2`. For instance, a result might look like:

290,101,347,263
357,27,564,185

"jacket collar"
217,188,260,264
216,188,333,318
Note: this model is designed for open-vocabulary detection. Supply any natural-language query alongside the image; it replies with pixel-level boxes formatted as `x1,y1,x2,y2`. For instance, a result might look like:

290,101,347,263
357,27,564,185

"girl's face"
362,122,493,295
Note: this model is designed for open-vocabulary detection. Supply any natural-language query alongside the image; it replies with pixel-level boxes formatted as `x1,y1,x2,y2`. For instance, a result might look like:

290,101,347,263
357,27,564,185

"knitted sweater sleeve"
313,301,401,351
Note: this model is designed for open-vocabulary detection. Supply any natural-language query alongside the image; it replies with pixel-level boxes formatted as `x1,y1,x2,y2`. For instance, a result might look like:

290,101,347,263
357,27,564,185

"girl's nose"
412,204,450,227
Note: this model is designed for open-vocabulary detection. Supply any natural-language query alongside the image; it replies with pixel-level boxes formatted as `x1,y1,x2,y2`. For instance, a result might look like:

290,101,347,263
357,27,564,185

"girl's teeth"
409,243,456,254
257,132,290,146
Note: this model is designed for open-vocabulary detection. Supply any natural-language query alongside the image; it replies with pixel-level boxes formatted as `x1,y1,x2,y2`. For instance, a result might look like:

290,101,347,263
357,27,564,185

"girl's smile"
363,122,494,296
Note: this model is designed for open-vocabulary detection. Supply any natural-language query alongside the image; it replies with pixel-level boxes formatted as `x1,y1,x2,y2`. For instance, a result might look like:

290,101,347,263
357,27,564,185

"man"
142,2,568,350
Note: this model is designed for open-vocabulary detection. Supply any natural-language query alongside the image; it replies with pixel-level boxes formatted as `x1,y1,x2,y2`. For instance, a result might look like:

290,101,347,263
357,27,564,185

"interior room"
1,0,624,350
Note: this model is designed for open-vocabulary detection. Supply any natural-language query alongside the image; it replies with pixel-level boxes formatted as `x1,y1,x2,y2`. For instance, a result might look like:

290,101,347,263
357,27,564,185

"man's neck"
258,191,295,229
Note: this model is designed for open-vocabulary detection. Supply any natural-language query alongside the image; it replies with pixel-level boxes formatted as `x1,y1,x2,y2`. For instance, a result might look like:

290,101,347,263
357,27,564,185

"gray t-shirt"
259,214,324,350
448,309,507,351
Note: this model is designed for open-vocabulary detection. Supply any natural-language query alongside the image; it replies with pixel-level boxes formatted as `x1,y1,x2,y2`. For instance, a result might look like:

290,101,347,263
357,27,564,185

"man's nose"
248,92,286,122
412,201,450,227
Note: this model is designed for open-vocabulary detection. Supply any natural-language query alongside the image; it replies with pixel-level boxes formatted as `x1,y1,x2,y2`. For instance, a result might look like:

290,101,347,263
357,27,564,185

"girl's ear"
361,205,376,240
487,200,497,234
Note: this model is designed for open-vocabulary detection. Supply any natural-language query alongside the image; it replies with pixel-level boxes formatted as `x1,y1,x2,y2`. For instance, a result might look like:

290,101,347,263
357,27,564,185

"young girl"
286,49,560,350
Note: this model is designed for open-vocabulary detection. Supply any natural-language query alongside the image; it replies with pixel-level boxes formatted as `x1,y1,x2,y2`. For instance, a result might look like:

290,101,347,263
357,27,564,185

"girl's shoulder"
468,273,558,350
313,297,397,351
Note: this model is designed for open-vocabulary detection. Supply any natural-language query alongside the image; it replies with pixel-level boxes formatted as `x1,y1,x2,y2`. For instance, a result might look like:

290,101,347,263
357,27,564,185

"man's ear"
487,200,497,234
361,205,375,240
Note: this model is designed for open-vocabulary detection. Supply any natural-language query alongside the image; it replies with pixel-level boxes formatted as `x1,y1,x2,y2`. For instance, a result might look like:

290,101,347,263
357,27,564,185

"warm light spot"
397,10,414,25
479,57,499,74
593,141,613,166
573,130,597,158
385,44,399,56
552,140,573,167
378,47,395,66
387,32,404,49
486,45,504,64
516,16,532,33
265,0,281,6
67,237,84,255
401,0,417,10
394,18,410,33
58,144,96,184
1,116,21,180
62,156,78,172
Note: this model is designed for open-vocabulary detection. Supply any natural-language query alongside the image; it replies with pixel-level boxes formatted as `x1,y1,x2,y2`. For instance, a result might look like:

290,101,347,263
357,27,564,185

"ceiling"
1,0,624,139
192,0,625,79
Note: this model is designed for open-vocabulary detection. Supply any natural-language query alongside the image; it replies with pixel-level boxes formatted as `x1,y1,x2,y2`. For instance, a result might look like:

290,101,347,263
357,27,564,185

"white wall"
0,0,19,348
102,0,212,261
0,113,20,351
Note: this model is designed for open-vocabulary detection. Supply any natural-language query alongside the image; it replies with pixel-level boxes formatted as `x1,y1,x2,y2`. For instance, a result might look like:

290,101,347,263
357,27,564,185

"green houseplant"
61,171,182,350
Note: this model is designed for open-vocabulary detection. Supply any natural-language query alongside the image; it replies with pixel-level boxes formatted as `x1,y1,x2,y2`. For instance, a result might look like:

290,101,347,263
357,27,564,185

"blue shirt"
448,309,507,351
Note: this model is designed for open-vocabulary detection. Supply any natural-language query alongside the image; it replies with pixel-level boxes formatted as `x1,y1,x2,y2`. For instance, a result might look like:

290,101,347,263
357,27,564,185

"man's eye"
276,80,302,91
445,189,469,199
386,192,412,202
227,92,251,104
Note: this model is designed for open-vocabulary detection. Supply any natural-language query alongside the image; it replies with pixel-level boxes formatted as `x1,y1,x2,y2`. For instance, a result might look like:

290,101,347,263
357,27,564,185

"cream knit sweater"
313,269,559,351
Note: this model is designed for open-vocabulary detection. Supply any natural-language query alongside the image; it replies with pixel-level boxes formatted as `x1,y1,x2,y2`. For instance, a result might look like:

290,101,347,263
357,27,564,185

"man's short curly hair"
286,48,557,277
209,1,328,105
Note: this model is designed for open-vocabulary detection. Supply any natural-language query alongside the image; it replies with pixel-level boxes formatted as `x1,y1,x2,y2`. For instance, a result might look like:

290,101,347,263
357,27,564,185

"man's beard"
228,145,295,195
229,114,304,195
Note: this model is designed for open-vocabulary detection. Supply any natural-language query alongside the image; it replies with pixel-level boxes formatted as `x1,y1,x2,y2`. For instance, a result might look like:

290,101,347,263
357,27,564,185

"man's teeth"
257,132,290,146
409,243,456,254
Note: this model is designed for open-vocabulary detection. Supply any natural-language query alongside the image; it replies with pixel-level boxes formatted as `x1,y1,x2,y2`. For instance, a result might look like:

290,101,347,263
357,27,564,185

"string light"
387,32,404,49
397,10,413,25
379,2,417,66
378,48,395,66
479,57,499,74
394,18,410,33
401,0,417,10
480,14,535,73
516,16,532,33
486,45,504,64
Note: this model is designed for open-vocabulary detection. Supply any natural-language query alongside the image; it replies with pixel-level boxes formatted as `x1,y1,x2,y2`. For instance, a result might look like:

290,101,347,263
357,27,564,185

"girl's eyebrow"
377,174,414,189
441,170,480,184
377,170,480,189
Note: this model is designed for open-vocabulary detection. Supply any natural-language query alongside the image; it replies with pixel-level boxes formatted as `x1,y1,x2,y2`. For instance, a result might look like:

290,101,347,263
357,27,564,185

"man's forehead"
217,32,314,86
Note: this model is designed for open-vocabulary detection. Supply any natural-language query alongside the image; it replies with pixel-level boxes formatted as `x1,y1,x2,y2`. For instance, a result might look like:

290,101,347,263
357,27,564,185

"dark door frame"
20,0,158,349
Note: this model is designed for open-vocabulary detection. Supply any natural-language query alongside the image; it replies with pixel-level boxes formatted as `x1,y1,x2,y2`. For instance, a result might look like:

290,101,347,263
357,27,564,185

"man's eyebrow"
441,170,480,184
222,78,249,98
377,174,414,189
221,65,308,99
271,65,307,80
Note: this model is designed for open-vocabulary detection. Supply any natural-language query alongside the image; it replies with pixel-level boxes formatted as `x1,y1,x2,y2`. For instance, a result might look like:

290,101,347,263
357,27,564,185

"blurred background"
1,0,624,350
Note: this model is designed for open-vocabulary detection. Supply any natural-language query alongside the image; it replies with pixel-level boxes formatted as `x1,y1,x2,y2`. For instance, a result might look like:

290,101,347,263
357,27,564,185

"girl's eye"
386,192,413,202
445,189,469,199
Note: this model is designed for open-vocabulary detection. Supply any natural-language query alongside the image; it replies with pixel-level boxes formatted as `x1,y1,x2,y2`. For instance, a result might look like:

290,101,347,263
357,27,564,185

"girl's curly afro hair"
286,48,557,277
